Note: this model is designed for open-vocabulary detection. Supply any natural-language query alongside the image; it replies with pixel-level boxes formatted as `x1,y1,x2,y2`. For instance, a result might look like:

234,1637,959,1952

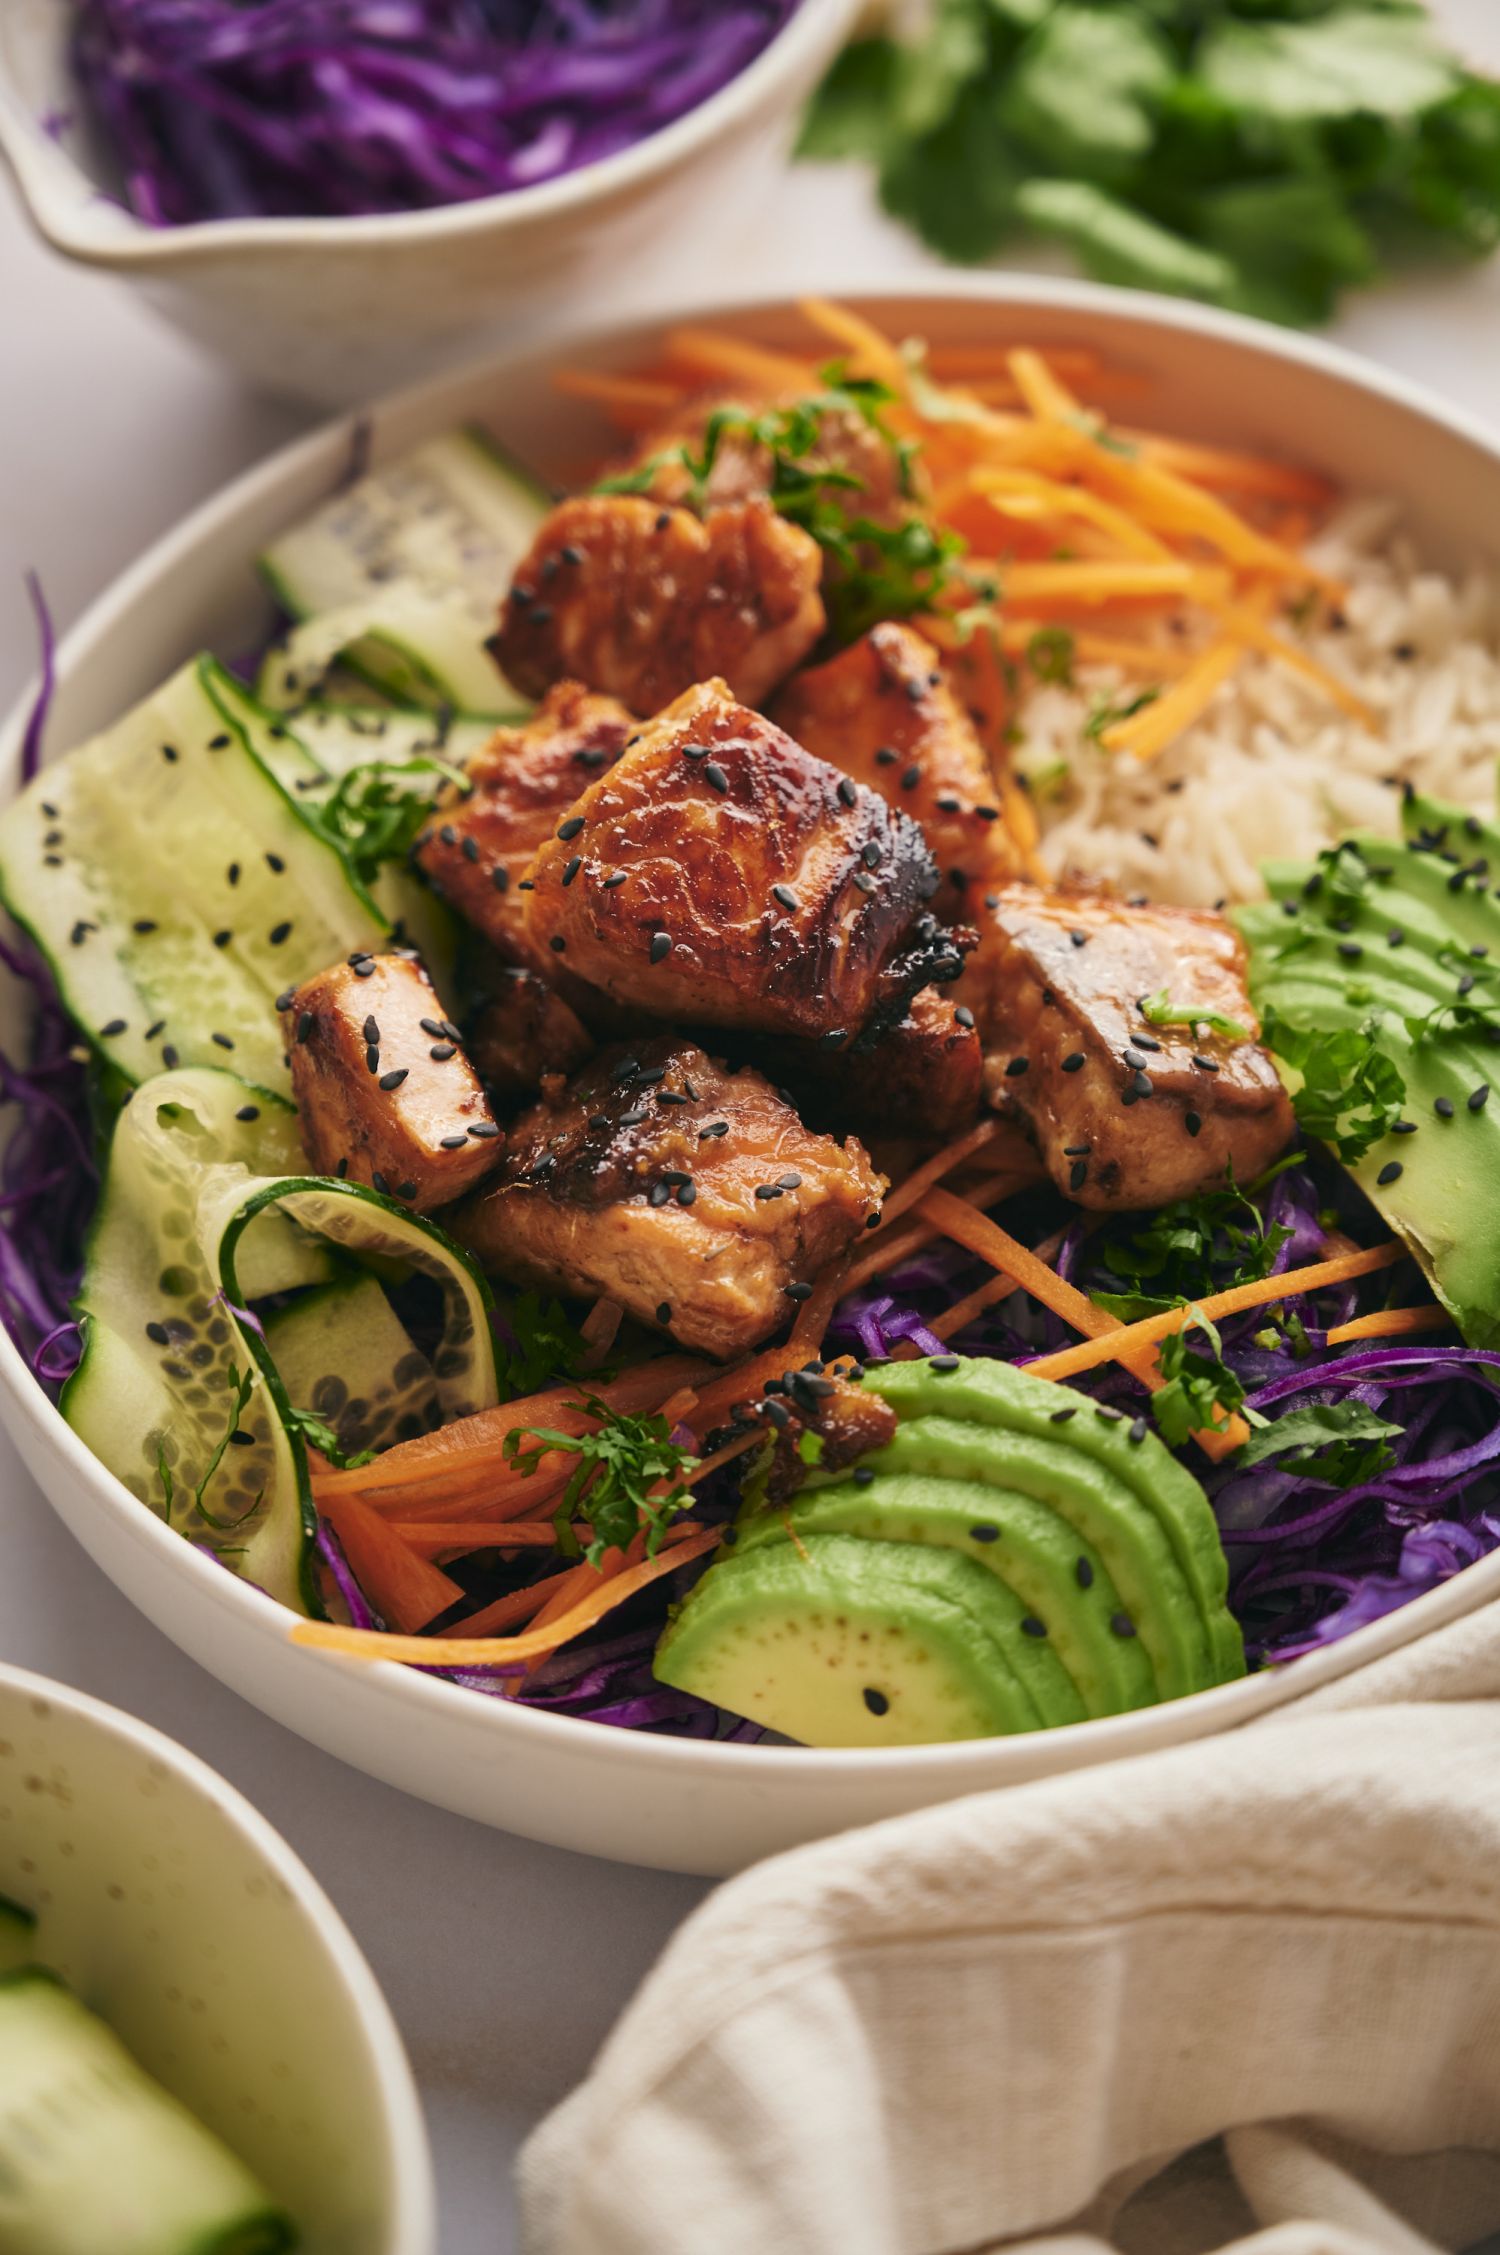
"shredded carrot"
551,369,682,427
432,1567,576,1644
799,297,909,390
930,1270,1021,1342
1026,1243,1407,1385
972,466,1174,562
1206,597,1376,727
1008,347,1086,425
293,1525,723,1668
659,325,810,396
1100,631,1250,759
1324,1305,1450,1346
319,1493,463,1633
1121,429,1336,509
1000,559,1200,607
875,1115,1006,1230
391,1520,579,1553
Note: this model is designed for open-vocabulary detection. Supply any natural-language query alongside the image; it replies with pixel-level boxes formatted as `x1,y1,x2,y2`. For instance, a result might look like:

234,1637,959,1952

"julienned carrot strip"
659,326,812,395
552,369,682,426
1008,347,1086,424
390,1521,573,1551
292,1526,723,1668
319,1493,464,1633
1025,1243,1407,1385
311,1356,709,1498
972,467,1174,561
1101,632,1249,760
799,297,909,389
992,618,1194,677
1121,429,1336,509
931,1270,1021,1342
1323,1306,1449,1346
1001,560,1199,605
1207,599,1377,727
1084,445,1339,592
916,1188,1249,1459
874,1115,1006,1230
432,1567,576,1644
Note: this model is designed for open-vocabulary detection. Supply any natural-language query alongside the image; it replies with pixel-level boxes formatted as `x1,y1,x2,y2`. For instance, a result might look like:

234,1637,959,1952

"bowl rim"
0,0,852,264
7,271,1500,1791
0,1653,437,2250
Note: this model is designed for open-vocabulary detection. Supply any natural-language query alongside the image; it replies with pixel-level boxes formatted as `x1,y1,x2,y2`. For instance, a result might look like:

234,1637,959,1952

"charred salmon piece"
465,964,594,1114
451,1038,884,1361
979,885,1295,1211
414,683,632,965
490,496,825,715
772,623,1021,916
766,985,986,1144
518,679,943,1041
619,392,912,525
284,952,502,1211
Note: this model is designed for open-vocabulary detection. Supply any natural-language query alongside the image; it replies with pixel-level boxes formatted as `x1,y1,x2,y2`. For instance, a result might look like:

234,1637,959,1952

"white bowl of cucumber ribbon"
9,284,1500,1880
0,1658,433,2254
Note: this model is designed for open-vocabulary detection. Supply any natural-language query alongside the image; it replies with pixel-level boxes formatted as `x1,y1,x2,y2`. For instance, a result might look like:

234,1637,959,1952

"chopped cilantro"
1026,625,1076,686
284,1406,375,1472
1263,1009,1407,1162
1233,1400,1401,1487
1151,1310,1256,1449
493,1290,594,1402
312,756,468,886
1090,1161,1293,1322
503,1397,698,1569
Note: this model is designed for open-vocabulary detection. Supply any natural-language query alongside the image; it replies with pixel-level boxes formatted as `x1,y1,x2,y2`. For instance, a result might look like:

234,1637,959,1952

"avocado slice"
654,1532,1055,1746
738,1463,1158,1716
1242,795,1500,1346
859,1360,1244,1687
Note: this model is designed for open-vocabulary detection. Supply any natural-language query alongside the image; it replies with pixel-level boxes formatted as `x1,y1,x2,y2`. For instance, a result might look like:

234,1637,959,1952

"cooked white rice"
1024,499,1500,910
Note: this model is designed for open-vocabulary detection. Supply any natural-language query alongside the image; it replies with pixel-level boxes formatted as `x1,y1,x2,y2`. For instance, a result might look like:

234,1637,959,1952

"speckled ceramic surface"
0,1662,434,2254
0,0,858,405
5,285,1500,1875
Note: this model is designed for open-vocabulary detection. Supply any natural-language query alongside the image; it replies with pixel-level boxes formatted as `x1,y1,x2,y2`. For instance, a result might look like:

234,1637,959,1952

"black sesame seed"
561,855,582,887
133,919,158,935
837,776,858,808
862,1688,890,1716
784,1281,813,1302
1192,1055,1220,1074
161,1044,179,1069
636,1067,666,1087
1128,1416,1148,1444
648,1181,672,1207
439,824,457,847
1069,1159,1089,1192
602,870,627,889
1376,1161,1404,1186
1387,928,1406,948
379,1068,408,1092
778,1171,803,1190
904,677,925,704
461,836,480,865
236,1105,260,1123
1111,1613,1137,1639
754,1184,783,1201
1020,1617,1048,1638
649,932,672,964
861,842,882,869
1392,1120,1418,1135
211,1032,234,1051
491,867,510,894
970,1525,999,1544
557,815,585,842
145,1320,170,1346
853,871,877,895
703,763,728,794
677,1181,696,1206
1470,1084,1491,1112
1130,1070,1154,1099
354,960,375,978
899,763,921,792
1435,1096,1455,1118
1337,941,1363,962
365,1045,380,1075
1122,1048,1146,1071
430,1043,457,1062
935,795,962,815
928,1354,960,1373
1005,1057,1029,1078
1075,1557,1094,1589
1061,1053,1086,1073
1185,1111,1202,1137
550,936,566,953
161,743,179,764
853,1465,876,1487
439,1134,468,1149
1069,929,1088,949
1095,1405,1124,1422
99,1017,127,1038
654,510,672,532
335,1157,350,1180
371,1170,390,1195
268,921,293,946
875,746,898,766
1050,1406,1077,1424
699,1120,729,1140
265,852,285,875
145,1020,166,1041
772,883,800,912
1133,1035,1161,1053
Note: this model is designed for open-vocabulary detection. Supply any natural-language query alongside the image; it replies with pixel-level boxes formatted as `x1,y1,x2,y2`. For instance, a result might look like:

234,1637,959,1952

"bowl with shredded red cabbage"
7,284,1500,1879
0,0,854,403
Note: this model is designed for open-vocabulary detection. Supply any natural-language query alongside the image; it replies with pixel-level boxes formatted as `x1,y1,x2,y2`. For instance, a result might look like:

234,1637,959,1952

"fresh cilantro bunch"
597,365,964,641
503,1397,699,1568
493,1291,596,1402
800,0,1500,326
1090,1161,1294,1320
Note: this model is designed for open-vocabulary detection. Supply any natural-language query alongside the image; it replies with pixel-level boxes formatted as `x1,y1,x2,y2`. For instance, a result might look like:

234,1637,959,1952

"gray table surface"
3,7,1499,2242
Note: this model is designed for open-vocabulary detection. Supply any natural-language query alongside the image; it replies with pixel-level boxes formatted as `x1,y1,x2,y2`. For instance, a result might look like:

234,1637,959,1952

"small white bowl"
0,1659,434,2254
6,281,1500,1877
0,0,857,407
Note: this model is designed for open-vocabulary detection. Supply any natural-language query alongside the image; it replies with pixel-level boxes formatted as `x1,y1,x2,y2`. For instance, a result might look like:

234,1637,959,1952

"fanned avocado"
1239,790,1500,1345
653,1532,1054,1746
861,1359,1244,1687
653,1357,1243,1746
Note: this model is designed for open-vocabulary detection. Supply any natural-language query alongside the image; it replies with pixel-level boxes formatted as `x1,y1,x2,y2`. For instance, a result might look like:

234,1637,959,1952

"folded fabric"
520,1604,1500,2255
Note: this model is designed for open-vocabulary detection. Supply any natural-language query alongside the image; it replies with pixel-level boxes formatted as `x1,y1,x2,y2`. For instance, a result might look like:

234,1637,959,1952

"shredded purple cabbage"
71,0,801,226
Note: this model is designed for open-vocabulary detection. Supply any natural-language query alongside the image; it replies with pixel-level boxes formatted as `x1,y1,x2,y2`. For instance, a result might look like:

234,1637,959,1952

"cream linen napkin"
519,1603,1500,2255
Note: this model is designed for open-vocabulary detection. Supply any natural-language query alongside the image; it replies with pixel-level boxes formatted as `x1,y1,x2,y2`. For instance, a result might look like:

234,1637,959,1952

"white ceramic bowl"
0,1658,433,2253
0,0,857,407
6,281,1500,1878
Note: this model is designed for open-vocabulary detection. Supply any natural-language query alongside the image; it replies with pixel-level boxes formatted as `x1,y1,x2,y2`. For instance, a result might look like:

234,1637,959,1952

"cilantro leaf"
1027,626,1076,686
1262,1010,1407,1161
1234,1399,1401,1487
796,38,901,162
1152,1310,1256,1449
1013,178,1242,302
1198,10,1459,126
493,1290,594,1402
1091,1161,1293,1317
284,1406,376,1472
313,757,466,887
999,5,1177,187
503,1397,698,1569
